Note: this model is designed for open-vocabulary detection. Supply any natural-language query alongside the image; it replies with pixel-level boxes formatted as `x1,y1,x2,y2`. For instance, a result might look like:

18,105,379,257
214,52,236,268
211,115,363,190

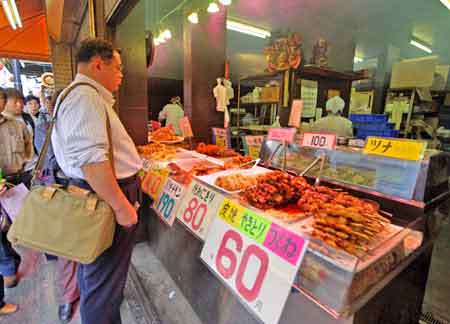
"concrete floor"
1,219,450,324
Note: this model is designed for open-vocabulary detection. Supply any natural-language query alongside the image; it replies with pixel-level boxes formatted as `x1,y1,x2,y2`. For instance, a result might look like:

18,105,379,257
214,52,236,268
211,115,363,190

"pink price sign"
301,132,337,150
263,222,307,266
267,128,297,143
288,100,303,128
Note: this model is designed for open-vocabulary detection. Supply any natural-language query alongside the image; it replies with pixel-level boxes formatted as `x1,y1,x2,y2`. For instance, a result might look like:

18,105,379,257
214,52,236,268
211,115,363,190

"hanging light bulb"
154,37,160,46
187,12,199,24
162,29,172,40
207,2,220,13
219,0,232,5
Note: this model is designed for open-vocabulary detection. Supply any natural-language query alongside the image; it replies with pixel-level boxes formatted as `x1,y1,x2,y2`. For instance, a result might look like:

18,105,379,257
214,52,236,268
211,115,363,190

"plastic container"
349,114,388,123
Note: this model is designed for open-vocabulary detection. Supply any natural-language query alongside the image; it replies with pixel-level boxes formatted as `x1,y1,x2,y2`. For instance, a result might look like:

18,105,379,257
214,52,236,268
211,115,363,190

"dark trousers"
76,177,140,324
0,231,20,276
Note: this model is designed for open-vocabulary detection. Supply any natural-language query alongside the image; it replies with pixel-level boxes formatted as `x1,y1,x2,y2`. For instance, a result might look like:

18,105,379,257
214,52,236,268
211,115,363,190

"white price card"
201,202,308,324
301,132,337,150
154,178,186,226
176,180,224,240
142,158,152,172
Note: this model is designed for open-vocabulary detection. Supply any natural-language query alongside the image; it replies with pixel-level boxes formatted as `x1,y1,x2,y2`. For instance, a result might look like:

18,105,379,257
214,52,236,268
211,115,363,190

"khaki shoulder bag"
8,82,116,264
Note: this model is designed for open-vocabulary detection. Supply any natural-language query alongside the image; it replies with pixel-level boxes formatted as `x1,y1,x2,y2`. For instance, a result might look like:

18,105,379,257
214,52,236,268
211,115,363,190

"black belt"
57,174,138,191
5,170,31,185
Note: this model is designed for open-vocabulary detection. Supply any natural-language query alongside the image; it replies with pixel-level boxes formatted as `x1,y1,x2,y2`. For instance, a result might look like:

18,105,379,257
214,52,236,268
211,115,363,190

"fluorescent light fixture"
354,56,364,63
162,29,172,40
219,0,232,5
226,19,271,39
2,0,16,30
187,12,199,24
410,39,432,54
207,2,220,13
9,0,21,28
439,0,450,10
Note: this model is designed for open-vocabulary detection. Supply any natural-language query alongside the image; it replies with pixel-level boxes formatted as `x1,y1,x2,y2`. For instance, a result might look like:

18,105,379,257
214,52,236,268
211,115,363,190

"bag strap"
32,82,115,184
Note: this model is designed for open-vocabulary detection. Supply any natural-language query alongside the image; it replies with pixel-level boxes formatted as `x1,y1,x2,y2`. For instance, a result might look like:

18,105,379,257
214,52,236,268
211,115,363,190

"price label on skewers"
176,180,224,240
141,166,170,200
301,132,337,150
267,128,296,144
154,178,186,226
201,198,308,324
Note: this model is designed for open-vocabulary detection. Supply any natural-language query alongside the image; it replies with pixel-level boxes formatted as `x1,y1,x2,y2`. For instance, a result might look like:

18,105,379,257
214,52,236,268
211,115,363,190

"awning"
0,2,50,62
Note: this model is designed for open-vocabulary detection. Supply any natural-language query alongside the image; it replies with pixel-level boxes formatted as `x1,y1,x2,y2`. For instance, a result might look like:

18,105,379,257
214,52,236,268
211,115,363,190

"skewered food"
196,143,239,157
214,174,258,192
224,156,253,169
151,127,178,142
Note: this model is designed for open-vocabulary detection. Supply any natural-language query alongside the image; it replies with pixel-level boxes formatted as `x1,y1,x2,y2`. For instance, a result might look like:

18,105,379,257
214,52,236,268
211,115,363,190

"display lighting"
162,29,172,40
439,0,450,10
354,56,364,63
226,19,271,39
2,0,22,30
219,0,232,5
410,38,432,54
207,2,220,13
187,12,199,24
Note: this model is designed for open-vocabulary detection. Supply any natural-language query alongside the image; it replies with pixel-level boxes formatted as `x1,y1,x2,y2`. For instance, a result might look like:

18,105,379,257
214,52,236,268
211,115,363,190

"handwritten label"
363,137,426,161
212,128,230,148
301,132,337,150
155,178,186,226
288,100,303,128
176,181,224,240
201,216,307,324
141,167,170,200
263,223,306,266
245,136,264,160
267,128,296,144
179,116,194,138
142,158,153,172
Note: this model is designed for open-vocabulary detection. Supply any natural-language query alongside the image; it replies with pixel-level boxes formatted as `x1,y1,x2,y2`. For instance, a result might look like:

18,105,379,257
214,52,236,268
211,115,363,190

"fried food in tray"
196,143,239,158
223,156,253,169
167,160,225,184
151,127,178,142
214,173,258,192
137,143,177,161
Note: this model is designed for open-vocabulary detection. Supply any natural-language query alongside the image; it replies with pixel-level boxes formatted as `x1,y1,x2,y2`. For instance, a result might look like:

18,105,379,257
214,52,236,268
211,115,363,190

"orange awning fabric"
0,13,50,62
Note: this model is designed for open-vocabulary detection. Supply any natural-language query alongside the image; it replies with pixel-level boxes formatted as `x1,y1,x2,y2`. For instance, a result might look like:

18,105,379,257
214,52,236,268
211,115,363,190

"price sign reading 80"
155,178,185,226
176,181,224,240
301,132,336,150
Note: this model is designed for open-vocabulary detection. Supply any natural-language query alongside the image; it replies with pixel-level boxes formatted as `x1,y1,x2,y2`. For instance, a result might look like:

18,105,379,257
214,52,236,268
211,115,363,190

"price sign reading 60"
176,181,224,240
201,217,304,324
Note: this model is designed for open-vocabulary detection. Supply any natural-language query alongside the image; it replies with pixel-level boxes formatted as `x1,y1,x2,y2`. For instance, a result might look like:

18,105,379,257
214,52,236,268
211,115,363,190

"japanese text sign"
176,181,224,240
244,136,264,160
201,200,308,324
212,128,230,148
155,178,186,226
288,100,303,128
301,132,337,150
141,166,170,200
363,137,426,161
179,117,194,138
267,128,296,144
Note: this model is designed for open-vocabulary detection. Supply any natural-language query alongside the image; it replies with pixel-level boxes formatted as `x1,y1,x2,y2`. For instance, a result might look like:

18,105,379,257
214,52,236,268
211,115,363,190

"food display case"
257,140,450,320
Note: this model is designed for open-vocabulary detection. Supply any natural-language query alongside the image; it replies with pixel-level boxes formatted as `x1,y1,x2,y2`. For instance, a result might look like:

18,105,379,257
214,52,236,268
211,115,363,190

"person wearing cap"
158,96,184,136
312,96,353,137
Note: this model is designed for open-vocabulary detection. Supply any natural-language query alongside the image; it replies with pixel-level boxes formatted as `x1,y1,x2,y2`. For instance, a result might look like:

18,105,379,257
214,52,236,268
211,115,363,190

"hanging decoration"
264,32,303,72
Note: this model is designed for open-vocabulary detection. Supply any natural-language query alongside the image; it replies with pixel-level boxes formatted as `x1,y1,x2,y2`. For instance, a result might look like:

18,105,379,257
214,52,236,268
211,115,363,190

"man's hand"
114,201,138,227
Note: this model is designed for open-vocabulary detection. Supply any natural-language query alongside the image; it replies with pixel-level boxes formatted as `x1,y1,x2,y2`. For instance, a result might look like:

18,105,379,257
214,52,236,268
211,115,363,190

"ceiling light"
2,0,16,30
158,36,166,44
226,19,271,39
162,29,172,40
207,2,220,13
354,56,364,63
187,12,199,24
439,0,450,10
154,37,160,46
410,39,432,54
9,0,21,28
219,0,232,5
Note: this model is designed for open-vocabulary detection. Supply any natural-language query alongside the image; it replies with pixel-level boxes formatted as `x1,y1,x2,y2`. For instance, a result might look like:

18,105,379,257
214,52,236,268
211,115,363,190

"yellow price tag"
218,198,245,227
248,145,261,159
216,136,227,148
363,137,426,161
141,167,170,199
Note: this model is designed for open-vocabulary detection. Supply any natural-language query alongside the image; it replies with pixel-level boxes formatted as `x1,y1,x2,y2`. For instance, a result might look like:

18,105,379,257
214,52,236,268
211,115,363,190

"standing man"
51,38,142,324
